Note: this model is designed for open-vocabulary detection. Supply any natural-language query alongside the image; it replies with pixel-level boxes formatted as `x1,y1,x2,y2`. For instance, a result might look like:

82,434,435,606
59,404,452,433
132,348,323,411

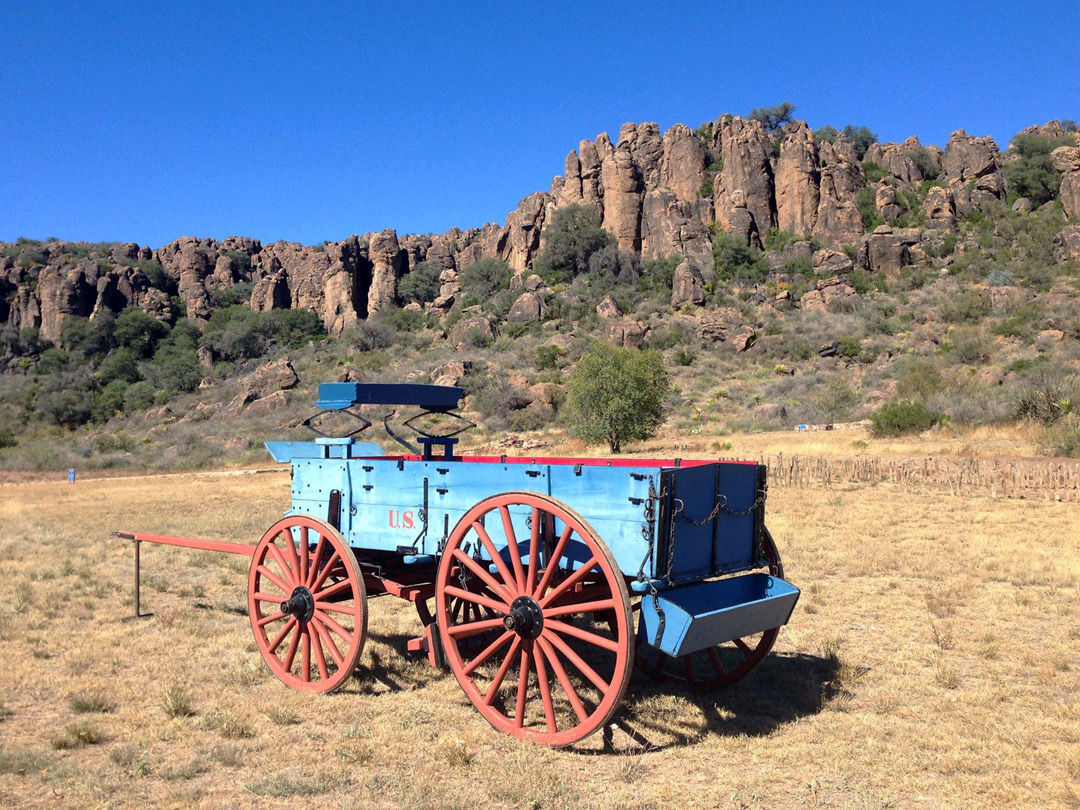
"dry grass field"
1,453,1078,809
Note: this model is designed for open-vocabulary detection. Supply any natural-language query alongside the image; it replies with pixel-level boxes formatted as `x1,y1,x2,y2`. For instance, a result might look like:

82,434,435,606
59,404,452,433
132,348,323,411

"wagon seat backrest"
308,382,472,460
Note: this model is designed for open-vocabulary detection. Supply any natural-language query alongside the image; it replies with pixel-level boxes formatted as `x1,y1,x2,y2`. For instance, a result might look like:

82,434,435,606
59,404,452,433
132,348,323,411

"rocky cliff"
3,113,1078,343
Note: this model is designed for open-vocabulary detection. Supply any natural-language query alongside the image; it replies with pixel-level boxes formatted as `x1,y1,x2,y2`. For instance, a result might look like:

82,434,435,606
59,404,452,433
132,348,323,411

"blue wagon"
121,382,799,747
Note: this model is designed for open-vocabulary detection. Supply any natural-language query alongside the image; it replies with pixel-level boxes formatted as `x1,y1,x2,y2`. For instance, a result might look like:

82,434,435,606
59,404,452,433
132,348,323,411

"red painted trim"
349,454,759,469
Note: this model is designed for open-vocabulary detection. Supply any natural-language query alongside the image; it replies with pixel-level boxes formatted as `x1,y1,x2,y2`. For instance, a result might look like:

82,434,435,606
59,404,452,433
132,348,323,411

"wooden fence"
757,453,1080,501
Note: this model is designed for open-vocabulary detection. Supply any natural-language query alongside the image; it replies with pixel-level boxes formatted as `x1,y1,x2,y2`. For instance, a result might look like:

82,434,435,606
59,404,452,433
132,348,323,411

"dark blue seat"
315,382,463,413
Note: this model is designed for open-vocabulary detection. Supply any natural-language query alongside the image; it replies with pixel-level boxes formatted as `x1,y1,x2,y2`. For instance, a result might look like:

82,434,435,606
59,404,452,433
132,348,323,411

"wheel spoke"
500,505,528,594
543,598,616,618
733,638,752,657
300,527,310,587
514,643,531,729
310,625,329,681
442,585,509,614
474,522,520,599
257,564,292,596
708,647,726,676
545,618,620,653
257,611,287,628
446,617,506,639
543,630,610,694
537,636,587,723
451,548,513,603
314,601,359,615
266,542,297,586
482,636,522,706
684,654,695,683
282,532,302,587
526,506,540,594
301,628,311,682
532,525,573,599
309,550,341,593
305,535,327,589
282,623,302,673
320,612,355,645
538,557,598,608
253,591,288,603
462,630,514,676
313,578,353,601
310,616,344,667
268,616,297,655
532,641,557,734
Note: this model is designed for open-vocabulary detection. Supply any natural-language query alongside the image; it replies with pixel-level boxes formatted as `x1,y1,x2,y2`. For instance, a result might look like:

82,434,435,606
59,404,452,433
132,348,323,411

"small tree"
564,344,668,452
749,102,796,133
397,260,442,304
1005,133,1070,205
533,204,612,285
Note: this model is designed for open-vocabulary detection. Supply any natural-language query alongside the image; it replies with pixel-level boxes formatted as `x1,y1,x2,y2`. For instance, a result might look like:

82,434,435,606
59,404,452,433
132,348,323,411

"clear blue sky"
2,1,1077,248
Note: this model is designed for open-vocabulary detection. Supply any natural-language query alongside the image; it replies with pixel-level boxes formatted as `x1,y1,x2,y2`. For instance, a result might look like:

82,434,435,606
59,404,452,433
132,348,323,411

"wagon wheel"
436,492,634,748
634,528,784,689
248,515,368,693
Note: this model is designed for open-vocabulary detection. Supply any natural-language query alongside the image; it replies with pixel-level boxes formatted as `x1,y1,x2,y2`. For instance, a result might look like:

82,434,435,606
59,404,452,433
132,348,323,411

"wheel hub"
279,586,315,623
503,595,544,639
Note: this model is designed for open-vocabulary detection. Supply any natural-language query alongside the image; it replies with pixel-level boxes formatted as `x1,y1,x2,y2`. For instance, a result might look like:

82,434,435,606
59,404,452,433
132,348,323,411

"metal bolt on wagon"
118,382,800,747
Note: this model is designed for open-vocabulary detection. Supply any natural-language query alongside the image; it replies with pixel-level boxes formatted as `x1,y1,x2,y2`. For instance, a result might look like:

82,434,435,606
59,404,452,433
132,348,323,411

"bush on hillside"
870,400,938,437
533,205,612,285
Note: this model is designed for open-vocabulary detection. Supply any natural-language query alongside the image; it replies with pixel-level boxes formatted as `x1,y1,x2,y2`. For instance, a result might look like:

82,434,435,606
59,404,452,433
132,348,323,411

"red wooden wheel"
248,515,367,693
635,527,784,689
436,492,634,747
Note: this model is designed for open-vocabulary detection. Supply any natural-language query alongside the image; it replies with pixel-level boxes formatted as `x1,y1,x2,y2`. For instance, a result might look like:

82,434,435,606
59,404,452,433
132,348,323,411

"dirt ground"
0,453,1077,808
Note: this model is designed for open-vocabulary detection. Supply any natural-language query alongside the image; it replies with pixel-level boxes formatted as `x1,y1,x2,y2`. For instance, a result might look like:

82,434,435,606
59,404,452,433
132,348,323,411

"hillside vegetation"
2,109,1079,469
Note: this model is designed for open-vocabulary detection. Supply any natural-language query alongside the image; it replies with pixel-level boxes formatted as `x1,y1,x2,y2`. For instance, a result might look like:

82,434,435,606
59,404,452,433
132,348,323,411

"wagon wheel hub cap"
503,595,544,639
280,586,315,623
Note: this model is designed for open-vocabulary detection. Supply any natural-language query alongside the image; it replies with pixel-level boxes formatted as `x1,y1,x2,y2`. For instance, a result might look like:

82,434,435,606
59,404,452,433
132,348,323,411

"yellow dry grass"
0,466,1078,809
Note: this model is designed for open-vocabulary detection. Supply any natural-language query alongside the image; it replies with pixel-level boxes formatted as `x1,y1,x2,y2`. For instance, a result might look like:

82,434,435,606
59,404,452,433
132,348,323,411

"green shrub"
114,307,169,357
535,345,560,370
97,347,142,386
0,424,15,448
564,344,668,452
748,101,796,133
713,232,768,284
842,125,878,159
870,400,938,436
397,260,442,304
837,336,861,358
1005,133,1071,205
533,205,612,285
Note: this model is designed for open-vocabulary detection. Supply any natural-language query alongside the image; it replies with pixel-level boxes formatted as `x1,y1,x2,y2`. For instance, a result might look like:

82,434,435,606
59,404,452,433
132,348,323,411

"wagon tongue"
279,587,316,623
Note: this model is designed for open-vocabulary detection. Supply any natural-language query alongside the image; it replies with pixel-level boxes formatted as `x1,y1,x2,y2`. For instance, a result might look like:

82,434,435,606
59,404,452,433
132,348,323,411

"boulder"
432,360,472,388
922,186,957,231
506,292,546,324
728,326,757,353
753,403,787,422
696,307,742,341
670,261,705,307
605,320,649,348
596,295,623,319
1054,224,1080,262
246,390,288,416
449,316,497,350
813,249,854,276
243,358,299,400
861,225,911,277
